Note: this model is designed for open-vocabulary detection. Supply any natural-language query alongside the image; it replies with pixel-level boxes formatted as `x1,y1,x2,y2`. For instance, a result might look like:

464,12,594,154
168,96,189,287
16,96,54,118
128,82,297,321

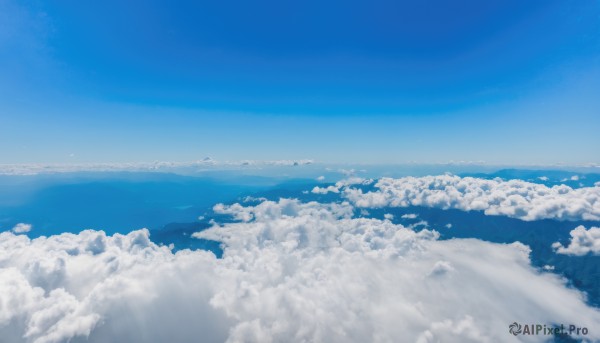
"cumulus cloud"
342,175,600,221
311,177,373,195
2,199,600,342
0,229,229,343
311,185,340,194
401,213,418,219
552,225,600,256
12,223,32,233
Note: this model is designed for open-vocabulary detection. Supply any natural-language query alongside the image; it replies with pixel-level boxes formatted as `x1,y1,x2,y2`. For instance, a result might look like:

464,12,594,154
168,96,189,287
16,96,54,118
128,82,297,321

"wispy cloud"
0,159,315,175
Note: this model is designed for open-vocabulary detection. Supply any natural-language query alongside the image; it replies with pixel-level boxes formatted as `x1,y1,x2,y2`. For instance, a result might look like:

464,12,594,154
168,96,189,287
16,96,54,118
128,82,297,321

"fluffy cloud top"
342,175,600,221
0,229,228,343
311,177,373,195
553,225,600,256
1,199,600,342
12,223,32,233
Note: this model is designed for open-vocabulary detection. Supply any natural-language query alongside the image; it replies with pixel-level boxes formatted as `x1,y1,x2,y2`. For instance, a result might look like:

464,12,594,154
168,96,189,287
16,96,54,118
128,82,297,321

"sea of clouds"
2,195,600,342
313,175,600,221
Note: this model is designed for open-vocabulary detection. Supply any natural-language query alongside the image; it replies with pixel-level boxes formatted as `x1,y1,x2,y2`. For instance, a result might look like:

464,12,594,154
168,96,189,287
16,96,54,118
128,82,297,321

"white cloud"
538,176,549,181
401,213,418,219
311,185,340,194
242,196,267,203
316,176,325,181
312,177,373,195
12,223,32,233
0,229,229,343
212,199,354,223
383,213,394,220
1,199,600,342
552,225,600,256
407,220,429,230
342,175,600,221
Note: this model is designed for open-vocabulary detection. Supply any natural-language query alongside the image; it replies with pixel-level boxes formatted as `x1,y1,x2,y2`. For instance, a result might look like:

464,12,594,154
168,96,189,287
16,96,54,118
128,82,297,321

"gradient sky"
1,0,599,164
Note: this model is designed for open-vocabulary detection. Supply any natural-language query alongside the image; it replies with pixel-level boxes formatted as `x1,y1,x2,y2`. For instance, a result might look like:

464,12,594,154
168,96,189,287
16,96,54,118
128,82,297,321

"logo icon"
509,322,522,336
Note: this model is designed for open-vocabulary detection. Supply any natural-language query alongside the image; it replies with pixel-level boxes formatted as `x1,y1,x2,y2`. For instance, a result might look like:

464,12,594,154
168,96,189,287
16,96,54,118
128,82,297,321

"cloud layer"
0,159,314,175
553,225,600,256
338,175,600,221
2,199,600,342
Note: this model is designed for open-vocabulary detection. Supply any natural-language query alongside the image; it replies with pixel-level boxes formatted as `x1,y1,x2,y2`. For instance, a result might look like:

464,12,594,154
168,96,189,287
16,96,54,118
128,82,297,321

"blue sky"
1,0,599,164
